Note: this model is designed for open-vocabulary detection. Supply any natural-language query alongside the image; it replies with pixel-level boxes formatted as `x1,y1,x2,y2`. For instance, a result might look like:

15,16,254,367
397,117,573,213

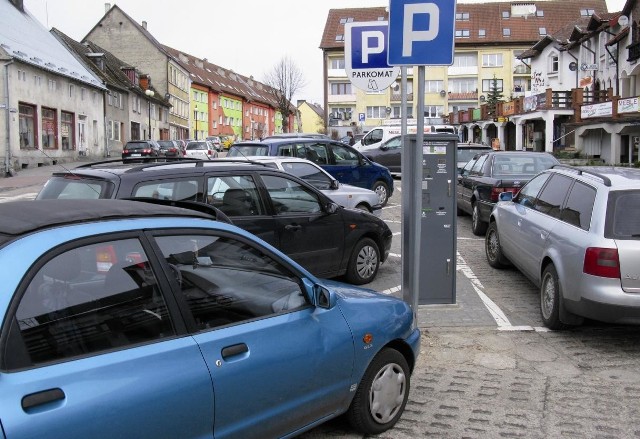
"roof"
320,1,608,50
0,0,105,89
0,199,214,245
299,101,324,118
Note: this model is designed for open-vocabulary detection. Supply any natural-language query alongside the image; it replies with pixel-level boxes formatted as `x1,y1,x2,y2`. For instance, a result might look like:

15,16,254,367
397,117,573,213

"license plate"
131,153,141,157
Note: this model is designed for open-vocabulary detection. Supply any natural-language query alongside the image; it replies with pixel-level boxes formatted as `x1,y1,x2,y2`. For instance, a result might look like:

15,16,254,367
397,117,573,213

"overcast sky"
23,0,626,105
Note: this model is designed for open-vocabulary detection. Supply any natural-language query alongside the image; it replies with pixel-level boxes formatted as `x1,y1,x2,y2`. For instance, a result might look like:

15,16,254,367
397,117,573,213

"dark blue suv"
228,138,394,205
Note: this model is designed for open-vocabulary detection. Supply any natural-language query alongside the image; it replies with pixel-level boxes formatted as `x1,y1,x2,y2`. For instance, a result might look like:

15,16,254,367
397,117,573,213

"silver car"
486,166,640,329
230,157,382,216
184,141,219,160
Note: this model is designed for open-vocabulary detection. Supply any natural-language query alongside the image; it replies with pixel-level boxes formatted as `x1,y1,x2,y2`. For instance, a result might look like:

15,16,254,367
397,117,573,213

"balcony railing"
390,92,414,101
448,92,478,100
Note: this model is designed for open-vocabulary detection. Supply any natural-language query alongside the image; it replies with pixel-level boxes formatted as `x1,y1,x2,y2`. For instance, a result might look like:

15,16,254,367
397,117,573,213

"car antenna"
34,145,101,196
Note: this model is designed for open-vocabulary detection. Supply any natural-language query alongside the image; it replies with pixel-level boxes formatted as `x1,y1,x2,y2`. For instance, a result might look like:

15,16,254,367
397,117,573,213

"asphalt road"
2,162,640,439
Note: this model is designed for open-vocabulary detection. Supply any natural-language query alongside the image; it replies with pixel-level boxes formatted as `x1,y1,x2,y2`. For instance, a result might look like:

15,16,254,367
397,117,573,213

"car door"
260,174,344,277
152,233,354,439
0,237,214,439
205,173,277,246
371,136,402,173
323,141,370,188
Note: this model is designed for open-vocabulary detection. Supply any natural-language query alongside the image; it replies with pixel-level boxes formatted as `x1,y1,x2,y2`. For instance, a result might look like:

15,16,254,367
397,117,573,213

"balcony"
447,66,478,76
448,92,478,100
390,92,414,101
327,68,347,78
628,41,640,63
327,94,356,104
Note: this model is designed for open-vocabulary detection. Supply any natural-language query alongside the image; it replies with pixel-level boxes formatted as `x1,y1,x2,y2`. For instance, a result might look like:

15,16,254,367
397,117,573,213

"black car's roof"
0,199,215,245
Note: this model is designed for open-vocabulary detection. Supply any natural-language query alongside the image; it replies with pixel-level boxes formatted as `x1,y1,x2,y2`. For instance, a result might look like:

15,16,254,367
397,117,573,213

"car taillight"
207,149,212,155
583,247,620,278
491,187,519,202
123,149,128,154
143,149,151,153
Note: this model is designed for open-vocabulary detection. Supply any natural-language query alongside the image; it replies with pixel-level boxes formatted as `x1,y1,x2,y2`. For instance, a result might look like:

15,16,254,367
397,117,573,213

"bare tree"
264,57,305,133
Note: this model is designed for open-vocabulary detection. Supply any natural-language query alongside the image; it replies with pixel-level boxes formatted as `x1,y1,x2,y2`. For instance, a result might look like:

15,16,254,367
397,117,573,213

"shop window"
42,107,57,149
19,103,37,149
61,111,74,150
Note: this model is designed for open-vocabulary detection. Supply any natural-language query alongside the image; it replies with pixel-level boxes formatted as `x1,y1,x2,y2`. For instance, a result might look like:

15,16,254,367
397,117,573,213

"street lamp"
194,105,198,140
145,89,154,139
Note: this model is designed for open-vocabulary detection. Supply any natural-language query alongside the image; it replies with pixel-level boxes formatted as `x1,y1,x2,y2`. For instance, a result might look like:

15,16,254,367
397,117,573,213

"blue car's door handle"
222,343,248,359
22,388,65,410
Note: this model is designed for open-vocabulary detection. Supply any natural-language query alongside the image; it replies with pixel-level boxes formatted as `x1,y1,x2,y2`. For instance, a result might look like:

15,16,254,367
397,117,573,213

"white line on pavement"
0,193,37,202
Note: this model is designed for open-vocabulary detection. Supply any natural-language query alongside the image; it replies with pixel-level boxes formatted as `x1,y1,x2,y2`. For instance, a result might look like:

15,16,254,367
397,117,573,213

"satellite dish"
619,15,629,27
439,90,447,97
391,82,400,91
569,61,578,71
479,95,486,101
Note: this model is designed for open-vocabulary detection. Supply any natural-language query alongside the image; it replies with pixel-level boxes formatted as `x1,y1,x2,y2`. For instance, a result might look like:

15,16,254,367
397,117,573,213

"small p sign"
388,0,456,66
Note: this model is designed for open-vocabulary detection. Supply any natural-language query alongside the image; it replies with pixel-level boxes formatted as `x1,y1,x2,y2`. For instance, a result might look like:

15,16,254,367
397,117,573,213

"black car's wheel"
540,264,570,330
345,237,379,285
347,348,410,435
372,181,389,207
471,202,488,236
485,221,510,268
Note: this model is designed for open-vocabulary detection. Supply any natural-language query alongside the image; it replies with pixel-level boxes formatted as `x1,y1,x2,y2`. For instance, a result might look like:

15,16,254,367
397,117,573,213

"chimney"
104,3,111,13
142,21,147,30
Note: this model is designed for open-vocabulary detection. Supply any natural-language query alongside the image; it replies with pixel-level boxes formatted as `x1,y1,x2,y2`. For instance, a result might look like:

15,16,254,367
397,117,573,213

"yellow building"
297,100,325,134
320,1,608,145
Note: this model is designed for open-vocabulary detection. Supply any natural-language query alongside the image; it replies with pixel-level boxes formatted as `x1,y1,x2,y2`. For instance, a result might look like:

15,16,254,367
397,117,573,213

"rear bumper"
567,296,640,324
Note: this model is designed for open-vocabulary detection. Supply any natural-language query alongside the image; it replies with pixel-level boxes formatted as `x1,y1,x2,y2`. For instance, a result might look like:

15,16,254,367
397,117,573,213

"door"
152,233,354,439
373,135,402,173
77,118,86,156
261,174,344,277
324,142,367,188
0,238,214,439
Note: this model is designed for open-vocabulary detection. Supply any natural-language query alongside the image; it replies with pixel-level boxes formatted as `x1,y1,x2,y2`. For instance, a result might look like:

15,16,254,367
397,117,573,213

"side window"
363,129,383,145
9,239,174,369
385,137,402,149
533,174,572,219
330,143,359,166
262,174,322,214
133,179,199,201
460,158,476,176
515,173,550,207
154,234,308,331
561,180,595,230
470,155,487,175
277,143,295,157
206,175,263,217
297,143,328,164
283,162,333,190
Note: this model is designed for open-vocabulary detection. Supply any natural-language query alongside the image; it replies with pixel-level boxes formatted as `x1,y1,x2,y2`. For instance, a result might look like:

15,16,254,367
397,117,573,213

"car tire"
345,237,379,285
540,264,570,330
355,203,372,213
485,221,510,268
347,348,410,435
471,202,488,236
372,181,389,207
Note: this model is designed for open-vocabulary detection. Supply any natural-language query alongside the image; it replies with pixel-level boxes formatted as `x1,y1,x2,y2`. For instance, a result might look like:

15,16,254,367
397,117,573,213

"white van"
355,124,457,152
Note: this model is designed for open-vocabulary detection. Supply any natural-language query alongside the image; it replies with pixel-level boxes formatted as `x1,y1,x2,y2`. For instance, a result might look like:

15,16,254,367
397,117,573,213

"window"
502,11,510,18
482,53,503,67
452,53,477,68
61,111,74,150
330,82,352,95
538,27,547,36
335,34,344,42
133,179,199,202
470,155,488,175
154,234,306,332
549,54,559,73
448,78,477,93
263,175,321,215
69,84,75,98
34,75,42,86
503,28,511,37
42,107,57,149
513,78,529,92
48,79,56,91
479,29,486,38
19,103,36,149
9,239,173,368
580,8,595,16
391,105,413,118
329,143,360,166
515,173,550,207
561,181,595,230
536,10,544,17
534,174,573,219
482,79,504,92
109,121,121,141
425,80,444,93
456,12,470,20
366,106,387,119
424,106,443,118
455,29,470,38
206,175,263,216
331,58,345,69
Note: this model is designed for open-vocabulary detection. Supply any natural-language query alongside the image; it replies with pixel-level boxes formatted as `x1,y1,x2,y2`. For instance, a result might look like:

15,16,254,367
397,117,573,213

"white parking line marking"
389,253,402,258
0,193,37,202
381,285,401,295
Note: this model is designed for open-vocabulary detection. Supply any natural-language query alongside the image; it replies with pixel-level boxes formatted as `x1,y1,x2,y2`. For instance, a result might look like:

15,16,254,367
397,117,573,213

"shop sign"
472,108,481,120
618,97,640,114
502,101,515,115
581,101,613,119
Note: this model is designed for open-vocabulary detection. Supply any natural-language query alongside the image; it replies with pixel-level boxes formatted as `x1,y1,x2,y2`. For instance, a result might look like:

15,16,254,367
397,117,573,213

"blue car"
228,137,395,206
0,199,419,438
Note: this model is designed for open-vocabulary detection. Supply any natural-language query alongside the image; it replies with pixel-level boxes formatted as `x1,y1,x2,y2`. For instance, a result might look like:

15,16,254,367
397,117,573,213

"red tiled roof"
320,1,609,50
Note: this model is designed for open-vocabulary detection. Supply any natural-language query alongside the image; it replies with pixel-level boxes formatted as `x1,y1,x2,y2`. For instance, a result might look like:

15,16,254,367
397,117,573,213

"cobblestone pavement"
3,163,640,439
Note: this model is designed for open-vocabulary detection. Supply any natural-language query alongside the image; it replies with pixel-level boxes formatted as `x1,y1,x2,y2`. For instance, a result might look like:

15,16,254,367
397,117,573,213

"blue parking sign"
387,0,456,66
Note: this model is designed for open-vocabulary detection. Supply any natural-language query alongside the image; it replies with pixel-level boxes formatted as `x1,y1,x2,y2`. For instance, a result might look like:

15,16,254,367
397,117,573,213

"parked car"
205,136,222,152
0,198,419,438
184,140,219,160
261,133,330,141
157,140,182,158
363,135,403,176
37,160,392,284
355,124,457,152
220,135,234,150
228,137,395,206
242,156,382,216
173,139,187,155
121,140,160,160
485,166,640,329
457,151,560,235
456,142,493,171
339,133,364,145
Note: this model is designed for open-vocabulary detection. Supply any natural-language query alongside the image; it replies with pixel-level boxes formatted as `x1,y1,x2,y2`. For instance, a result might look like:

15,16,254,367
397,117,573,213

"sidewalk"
0,160,91,193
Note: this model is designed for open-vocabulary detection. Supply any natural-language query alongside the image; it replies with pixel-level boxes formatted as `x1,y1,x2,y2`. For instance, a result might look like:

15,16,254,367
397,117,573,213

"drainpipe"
3,59,13,176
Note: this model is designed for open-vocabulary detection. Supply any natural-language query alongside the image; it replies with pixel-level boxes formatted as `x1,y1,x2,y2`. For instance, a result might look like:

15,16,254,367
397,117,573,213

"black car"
122,140,161,160
363,135,402,176
36,159,392,284
456,151,560,235
157,140,182,157
456,142,492,171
